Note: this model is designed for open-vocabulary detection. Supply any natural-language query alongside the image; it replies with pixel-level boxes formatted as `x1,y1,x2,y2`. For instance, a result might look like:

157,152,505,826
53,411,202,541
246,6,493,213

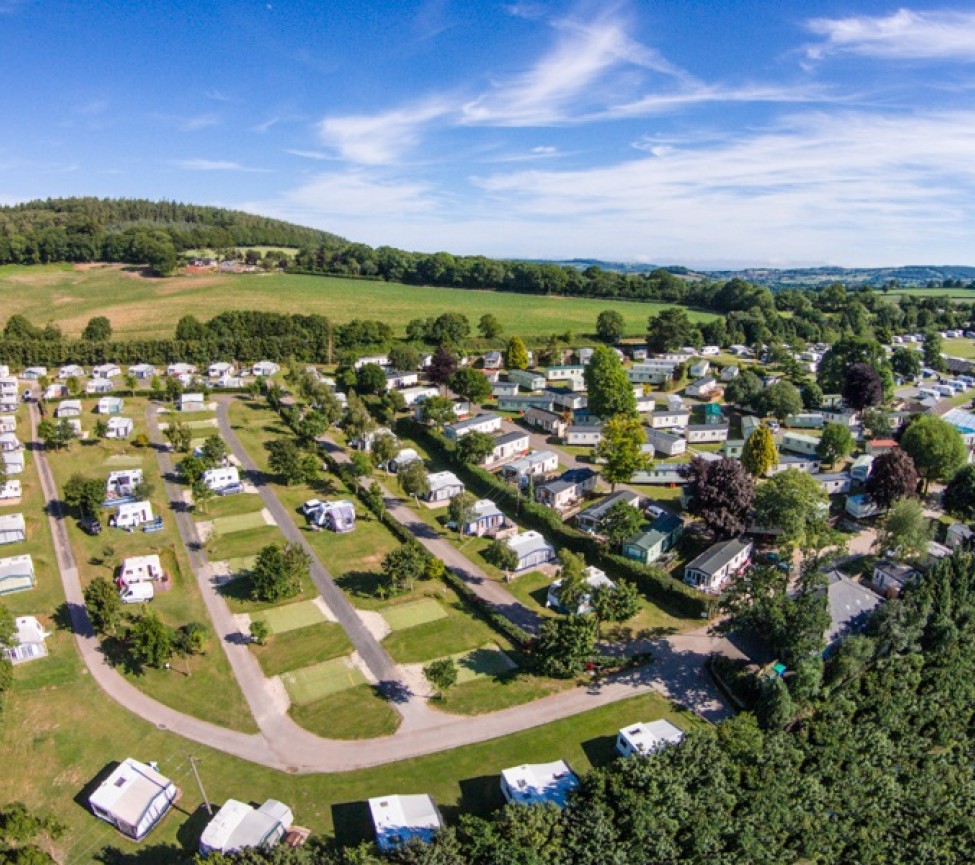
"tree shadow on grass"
330,801,374,850
335,570,385,599
458,775,506,818
98,635,145,676
581,734,621,768
94,844,186,865
216,574,256,604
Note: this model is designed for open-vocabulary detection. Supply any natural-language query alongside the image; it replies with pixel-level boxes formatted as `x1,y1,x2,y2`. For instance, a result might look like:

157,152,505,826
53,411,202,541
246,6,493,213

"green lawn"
252,599,329,634
289,683,402,740
250,621,353,678
1,640,702,862
281,656,367,705
380,598,448,631
0,264,717,340
202,492,263,519
40,398,257,731
943,338,975,359
208,524,283,563
209,510,271,534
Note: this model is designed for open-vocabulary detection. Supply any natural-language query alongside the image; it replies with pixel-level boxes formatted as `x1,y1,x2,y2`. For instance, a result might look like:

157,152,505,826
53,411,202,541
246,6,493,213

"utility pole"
188,754,212,815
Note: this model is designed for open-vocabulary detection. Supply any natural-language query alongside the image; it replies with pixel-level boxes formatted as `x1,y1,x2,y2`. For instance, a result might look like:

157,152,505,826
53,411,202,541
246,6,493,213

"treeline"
200,552,975,864
0,311,392,367
0,198,344,271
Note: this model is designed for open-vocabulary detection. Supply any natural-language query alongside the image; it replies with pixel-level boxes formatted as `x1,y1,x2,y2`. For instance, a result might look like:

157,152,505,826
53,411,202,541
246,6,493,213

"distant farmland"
0,263,717,340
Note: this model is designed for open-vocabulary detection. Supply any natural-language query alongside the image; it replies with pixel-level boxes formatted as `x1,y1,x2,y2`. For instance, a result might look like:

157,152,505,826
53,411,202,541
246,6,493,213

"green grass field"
282,656,367,705
380,598,448,631
252,599,328,634
944,338,975,359
0,263,716,340
250,621,352,678
210,510,271,535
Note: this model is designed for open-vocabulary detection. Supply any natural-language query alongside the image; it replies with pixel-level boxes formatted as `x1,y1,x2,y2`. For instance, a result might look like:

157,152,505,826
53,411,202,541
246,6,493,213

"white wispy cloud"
462,13,688,125
174,159,271,173
317,99,453,164
252,117,279,133
285,148,337,161
267,170,439,219
179,113,221,131
806,8,975,61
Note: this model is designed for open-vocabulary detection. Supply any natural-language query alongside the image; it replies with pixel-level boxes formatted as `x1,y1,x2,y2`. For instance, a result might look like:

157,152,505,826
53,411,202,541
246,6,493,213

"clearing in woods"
0,263,717,339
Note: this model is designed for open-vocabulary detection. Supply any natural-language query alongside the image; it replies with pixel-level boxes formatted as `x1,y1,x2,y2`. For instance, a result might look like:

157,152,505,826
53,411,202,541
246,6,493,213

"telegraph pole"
188,754,213,815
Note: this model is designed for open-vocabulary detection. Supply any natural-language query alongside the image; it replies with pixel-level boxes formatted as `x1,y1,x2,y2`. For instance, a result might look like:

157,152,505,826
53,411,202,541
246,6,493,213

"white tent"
88,758,179,840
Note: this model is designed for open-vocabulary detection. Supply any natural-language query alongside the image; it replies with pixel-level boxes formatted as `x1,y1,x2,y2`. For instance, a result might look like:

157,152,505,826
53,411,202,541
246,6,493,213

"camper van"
119,582,154,604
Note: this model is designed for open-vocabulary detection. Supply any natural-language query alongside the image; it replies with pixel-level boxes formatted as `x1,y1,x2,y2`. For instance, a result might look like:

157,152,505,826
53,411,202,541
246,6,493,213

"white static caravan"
500,761,580,808
0,480,22,502
179,392,206,412
780,431,820,456
424,471,465,503
2,451,25,476
105,417,134,439
117,555,165,586
251,361,281,377
88,759,180,841
0,513,26,545
369,795,443,853
92,363,121,379
0,554,34,595
110,501,154,529
202,466,241,492
616,719,685,757
506,531,555,571
106,469,144,498
399,386,439,407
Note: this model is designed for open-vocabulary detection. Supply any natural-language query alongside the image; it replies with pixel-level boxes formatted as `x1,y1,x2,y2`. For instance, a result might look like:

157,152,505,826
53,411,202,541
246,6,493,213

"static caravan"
0,554,34,595
88,759,180,841
684,538,752,593
2,451,24,476
202,466,241,492
622,513,684,565
106,469,143,499
786,413,825,429
685,424,729,444
500,761,579,808
850,454,875,482
0,480,22,502
0,513,26,545
424,471,465,503
199,799,294,856
644,428,686,457
98,396,124,415
780,432,820,456
575,490,640,535
485,431,529,466
506,531,556,571
55,400,82,418
92,363,121,379
616,720,684,757
500,450,559,483
565,424,603,447
105,417,134,439
444,413,502,441
649,410,690,430
368,795,443,854
508,370,546,391
110,501,154,529
251,361,281,377
179,393,206,412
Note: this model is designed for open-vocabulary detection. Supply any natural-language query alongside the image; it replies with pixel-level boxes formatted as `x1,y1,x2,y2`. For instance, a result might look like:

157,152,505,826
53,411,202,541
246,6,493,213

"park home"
86,379,115,395
21,366,47,381
399,386,439,407
720,365,740,382
0,433,20,453
105,417,134,439
616,719,685,757
208,362,234,379
167,363,197,377
129,363,157,379
508,369,546,391
485,431,529,466
55,400,82,418
628,361,679,385
424,472,465,503
460,499,506,537
505,531,556,571
0,513,26,545
780,432,820,456
722,439,745,459
88,759,180,841
684,538,752,593
2,451,24,475
0,554,34,595
767,455,822,476
686,424,729,444
821,407,859,428
199,799,294,856
179,393,206,412
546,566,614,614
500,761,579,808
523,407,568,438
368,795,443,853
547,389,587,411
685,377,719,398
387,449,422,473
46,383,70,400
106,469,143,498
202,466,241,492
117,555,165,586
644,428,686,457
817,472,853,495
92,363,121,379
866,439,898,455
649,409,690,430
0,480,21,502
622,513,684,565
500,450,559,483
688,359,710,378
385,370,419,389
535,468,598,512
575,490,640,535
565,423,603,447
786,413,825,429
444,413,502,441
492,381,519,399
851,454,875,482
483,351,503,370
846,494,881,520
98,396,124,414
58,364,85,380
497,393,557,413
353,354,389,370
110,501,154,529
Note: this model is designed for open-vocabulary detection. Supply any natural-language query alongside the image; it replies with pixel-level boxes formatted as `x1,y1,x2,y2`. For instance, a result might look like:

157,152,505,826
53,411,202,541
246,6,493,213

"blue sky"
3,1,975,267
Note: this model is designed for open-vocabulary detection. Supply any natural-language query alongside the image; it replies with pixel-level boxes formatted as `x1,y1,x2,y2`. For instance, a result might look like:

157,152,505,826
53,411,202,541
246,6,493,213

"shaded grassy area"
250,621,353,678
289,683,402,740
40,397,256,731
0,643,703,863
208,524,283,563
505,570,557,619
0,264,717,341
440,669,573,715
282,656,366,704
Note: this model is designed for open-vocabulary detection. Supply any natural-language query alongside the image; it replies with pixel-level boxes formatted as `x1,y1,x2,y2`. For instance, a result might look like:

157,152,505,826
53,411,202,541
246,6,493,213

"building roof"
825,571,883,645
685,538,750,576
618,719,685,755
567,423,603,434
368,795,442,852
501,761,579,807
507,530,553,558
88,759,175,828
427,471,463,492
199,799,293,854
447,413,500,432
577,490,640,521
627,513,683,550
495,430,529,446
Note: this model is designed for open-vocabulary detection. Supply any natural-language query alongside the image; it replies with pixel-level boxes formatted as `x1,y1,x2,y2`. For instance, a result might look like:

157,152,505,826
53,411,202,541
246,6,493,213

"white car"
119,583,154,604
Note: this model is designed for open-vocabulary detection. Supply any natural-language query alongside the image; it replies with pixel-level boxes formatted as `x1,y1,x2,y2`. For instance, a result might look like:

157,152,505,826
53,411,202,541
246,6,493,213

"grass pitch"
211,510,270,534
380,598,448,631
253,599,328,634
282,657,367,705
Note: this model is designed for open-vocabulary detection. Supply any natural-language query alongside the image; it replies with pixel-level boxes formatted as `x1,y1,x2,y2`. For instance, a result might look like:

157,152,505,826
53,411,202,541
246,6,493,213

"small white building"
199,799,294,856
685,376,719,398
88,758,180,841
616,719,685,757
399,386,440,407
105,417,134,439
500,450,559,483
424,471,465,503
354,354,389,370
644,428,686,457
368,795,443,853
506,531,556,571
202,466,241,492
251,361,280,377
686,424,729,444
846,493,881,520
444,413,502,440
385,370,419,390
92,363,121,379
387,448,422,473
720,365,739,382
485,430,530,466
649,409,690,430
684,538,752,593
0,416,14,434
167,363,197,377
117,555,165,586
209,362,235,379
179,393,206,412
0,513,26,545
0,554,34,595
2,451,25,475
500,761,579,808
110,500,154,528
21,366,48,380
3,615,50,663
0,432,21,453
98,396,124,414
0,479,22,502
565,423,603,447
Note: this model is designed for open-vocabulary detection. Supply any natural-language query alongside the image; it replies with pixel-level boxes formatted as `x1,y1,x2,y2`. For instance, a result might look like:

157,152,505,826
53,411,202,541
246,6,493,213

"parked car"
79,517,102,536
216,483,244,496
119,583,154,604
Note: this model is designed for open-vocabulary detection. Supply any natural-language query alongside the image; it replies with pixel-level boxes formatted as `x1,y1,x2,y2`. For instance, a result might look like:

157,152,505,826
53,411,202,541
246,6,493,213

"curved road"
30,397,735,776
